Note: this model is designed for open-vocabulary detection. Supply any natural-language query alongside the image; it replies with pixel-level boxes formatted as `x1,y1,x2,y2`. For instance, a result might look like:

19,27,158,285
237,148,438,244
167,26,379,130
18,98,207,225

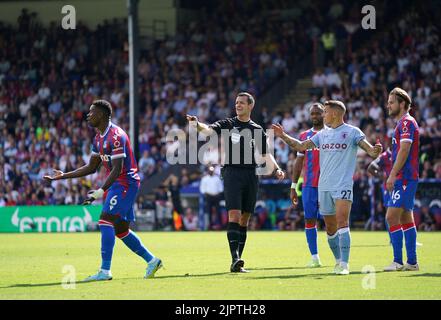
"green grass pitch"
0,231,440,299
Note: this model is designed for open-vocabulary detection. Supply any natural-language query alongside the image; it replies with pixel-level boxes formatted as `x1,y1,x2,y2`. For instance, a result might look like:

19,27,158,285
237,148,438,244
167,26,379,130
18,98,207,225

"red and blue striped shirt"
298,128,320,188
92,122,140,185
392,113,419,181
377,149,392,189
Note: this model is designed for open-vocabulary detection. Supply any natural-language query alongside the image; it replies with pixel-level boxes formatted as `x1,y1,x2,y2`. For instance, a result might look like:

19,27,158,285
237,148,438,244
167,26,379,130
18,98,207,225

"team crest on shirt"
402,123,408,133
342,132,348,139
231,132,241,144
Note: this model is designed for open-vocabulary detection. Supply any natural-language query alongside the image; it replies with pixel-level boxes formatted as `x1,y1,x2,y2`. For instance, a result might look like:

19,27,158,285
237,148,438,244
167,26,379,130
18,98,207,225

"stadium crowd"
265,8,441,230
0,2,327,207
1,2,440,230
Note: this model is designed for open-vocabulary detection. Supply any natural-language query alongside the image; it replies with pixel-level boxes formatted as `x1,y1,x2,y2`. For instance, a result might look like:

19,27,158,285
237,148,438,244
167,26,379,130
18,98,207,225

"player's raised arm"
358,138,383,158
43,153,102,181
186,115,215,136
271,123,316,152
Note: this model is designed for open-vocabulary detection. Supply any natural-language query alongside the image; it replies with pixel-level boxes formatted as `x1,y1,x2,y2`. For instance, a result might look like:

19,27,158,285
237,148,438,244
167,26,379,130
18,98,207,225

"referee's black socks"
238,226,247,258
227,222,240,262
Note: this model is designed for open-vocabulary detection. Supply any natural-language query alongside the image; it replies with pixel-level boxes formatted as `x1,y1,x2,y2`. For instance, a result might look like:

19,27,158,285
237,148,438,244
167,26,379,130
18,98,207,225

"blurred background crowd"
1,0,440,231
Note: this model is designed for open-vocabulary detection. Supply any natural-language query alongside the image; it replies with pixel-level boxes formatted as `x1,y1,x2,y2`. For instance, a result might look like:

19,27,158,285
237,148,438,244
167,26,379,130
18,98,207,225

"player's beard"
388,108,399,118
312,119,323,127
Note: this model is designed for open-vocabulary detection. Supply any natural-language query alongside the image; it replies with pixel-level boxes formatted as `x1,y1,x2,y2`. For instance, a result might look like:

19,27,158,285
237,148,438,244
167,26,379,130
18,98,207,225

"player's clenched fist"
373,144,383,157
43,169,64,181
290,188,298,207
372,139,383,158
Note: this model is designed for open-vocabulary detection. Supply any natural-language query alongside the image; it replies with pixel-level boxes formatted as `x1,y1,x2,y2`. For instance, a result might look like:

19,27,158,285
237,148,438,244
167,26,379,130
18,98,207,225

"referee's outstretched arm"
186,115,215,136
271,123,316,152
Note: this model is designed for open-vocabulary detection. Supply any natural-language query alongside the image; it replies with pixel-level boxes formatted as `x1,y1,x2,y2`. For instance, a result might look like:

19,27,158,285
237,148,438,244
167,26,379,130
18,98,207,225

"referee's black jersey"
209,117,268,168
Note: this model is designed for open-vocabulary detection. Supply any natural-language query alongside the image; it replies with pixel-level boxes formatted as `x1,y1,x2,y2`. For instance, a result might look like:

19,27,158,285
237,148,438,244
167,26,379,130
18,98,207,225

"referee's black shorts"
222,166,259,213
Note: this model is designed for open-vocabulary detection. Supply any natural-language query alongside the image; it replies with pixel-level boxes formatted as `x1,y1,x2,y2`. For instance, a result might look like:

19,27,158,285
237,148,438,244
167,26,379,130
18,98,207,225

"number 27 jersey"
310,123,365,191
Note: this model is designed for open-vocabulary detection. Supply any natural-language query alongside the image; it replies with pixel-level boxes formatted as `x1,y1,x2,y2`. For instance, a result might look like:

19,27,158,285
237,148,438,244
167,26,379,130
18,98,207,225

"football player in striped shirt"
291,103,324,268
383,88,420,272
44,100,162,281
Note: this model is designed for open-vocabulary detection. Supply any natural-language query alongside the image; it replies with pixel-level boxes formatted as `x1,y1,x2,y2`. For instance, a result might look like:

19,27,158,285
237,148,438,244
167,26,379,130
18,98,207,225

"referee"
187,92,285,272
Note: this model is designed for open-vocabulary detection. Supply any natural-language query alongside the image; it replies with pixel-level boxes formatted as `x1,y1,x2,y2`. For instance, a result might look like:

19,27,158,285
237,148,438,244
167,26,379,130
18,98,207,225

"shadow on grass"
156,267,329,278
153,272,231,279
0,278,141,289
248,266,330,271
400,273,441,278
246,270,385,280
2,269,392,287
0,272,235,288
351,245,390,248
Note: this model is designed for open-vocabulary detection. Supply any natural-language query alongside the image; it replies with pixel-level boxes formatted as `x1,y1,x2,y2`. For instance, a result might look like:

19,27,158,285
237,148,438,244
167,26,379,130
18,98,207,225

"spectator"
312,68,326,95
321,27,336,63
199,166,224,230
183,207,199,231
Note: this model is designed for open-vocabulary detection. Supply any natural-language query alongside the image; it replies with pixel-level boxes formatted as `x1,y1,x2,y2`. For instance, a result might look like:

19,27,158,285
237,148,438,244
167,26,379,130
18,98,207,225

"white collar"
400,113,410,122
100,122,112,138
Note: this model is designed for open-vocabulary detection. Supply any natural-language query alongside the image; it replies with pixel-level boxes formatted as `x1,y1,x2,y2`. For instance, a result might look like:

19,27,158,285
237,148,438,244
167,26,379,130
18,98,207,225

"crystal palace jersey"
297,128,320,188
91,122,140,184
392,113,419,181
377,149,392,189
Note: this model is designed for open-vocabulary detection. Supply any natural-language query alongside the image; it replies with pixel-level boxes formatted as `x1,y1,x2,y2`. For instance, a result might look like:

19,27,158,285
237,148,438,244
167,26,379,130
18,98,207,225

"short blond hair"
324,100,346,114
390,87,411,110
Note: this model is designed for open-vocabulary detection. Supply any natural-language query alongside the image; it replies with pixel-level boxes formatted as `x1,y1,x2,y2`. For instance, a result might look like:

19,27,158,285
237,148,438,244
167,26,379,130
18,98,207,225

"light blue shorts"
319,188,353,215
